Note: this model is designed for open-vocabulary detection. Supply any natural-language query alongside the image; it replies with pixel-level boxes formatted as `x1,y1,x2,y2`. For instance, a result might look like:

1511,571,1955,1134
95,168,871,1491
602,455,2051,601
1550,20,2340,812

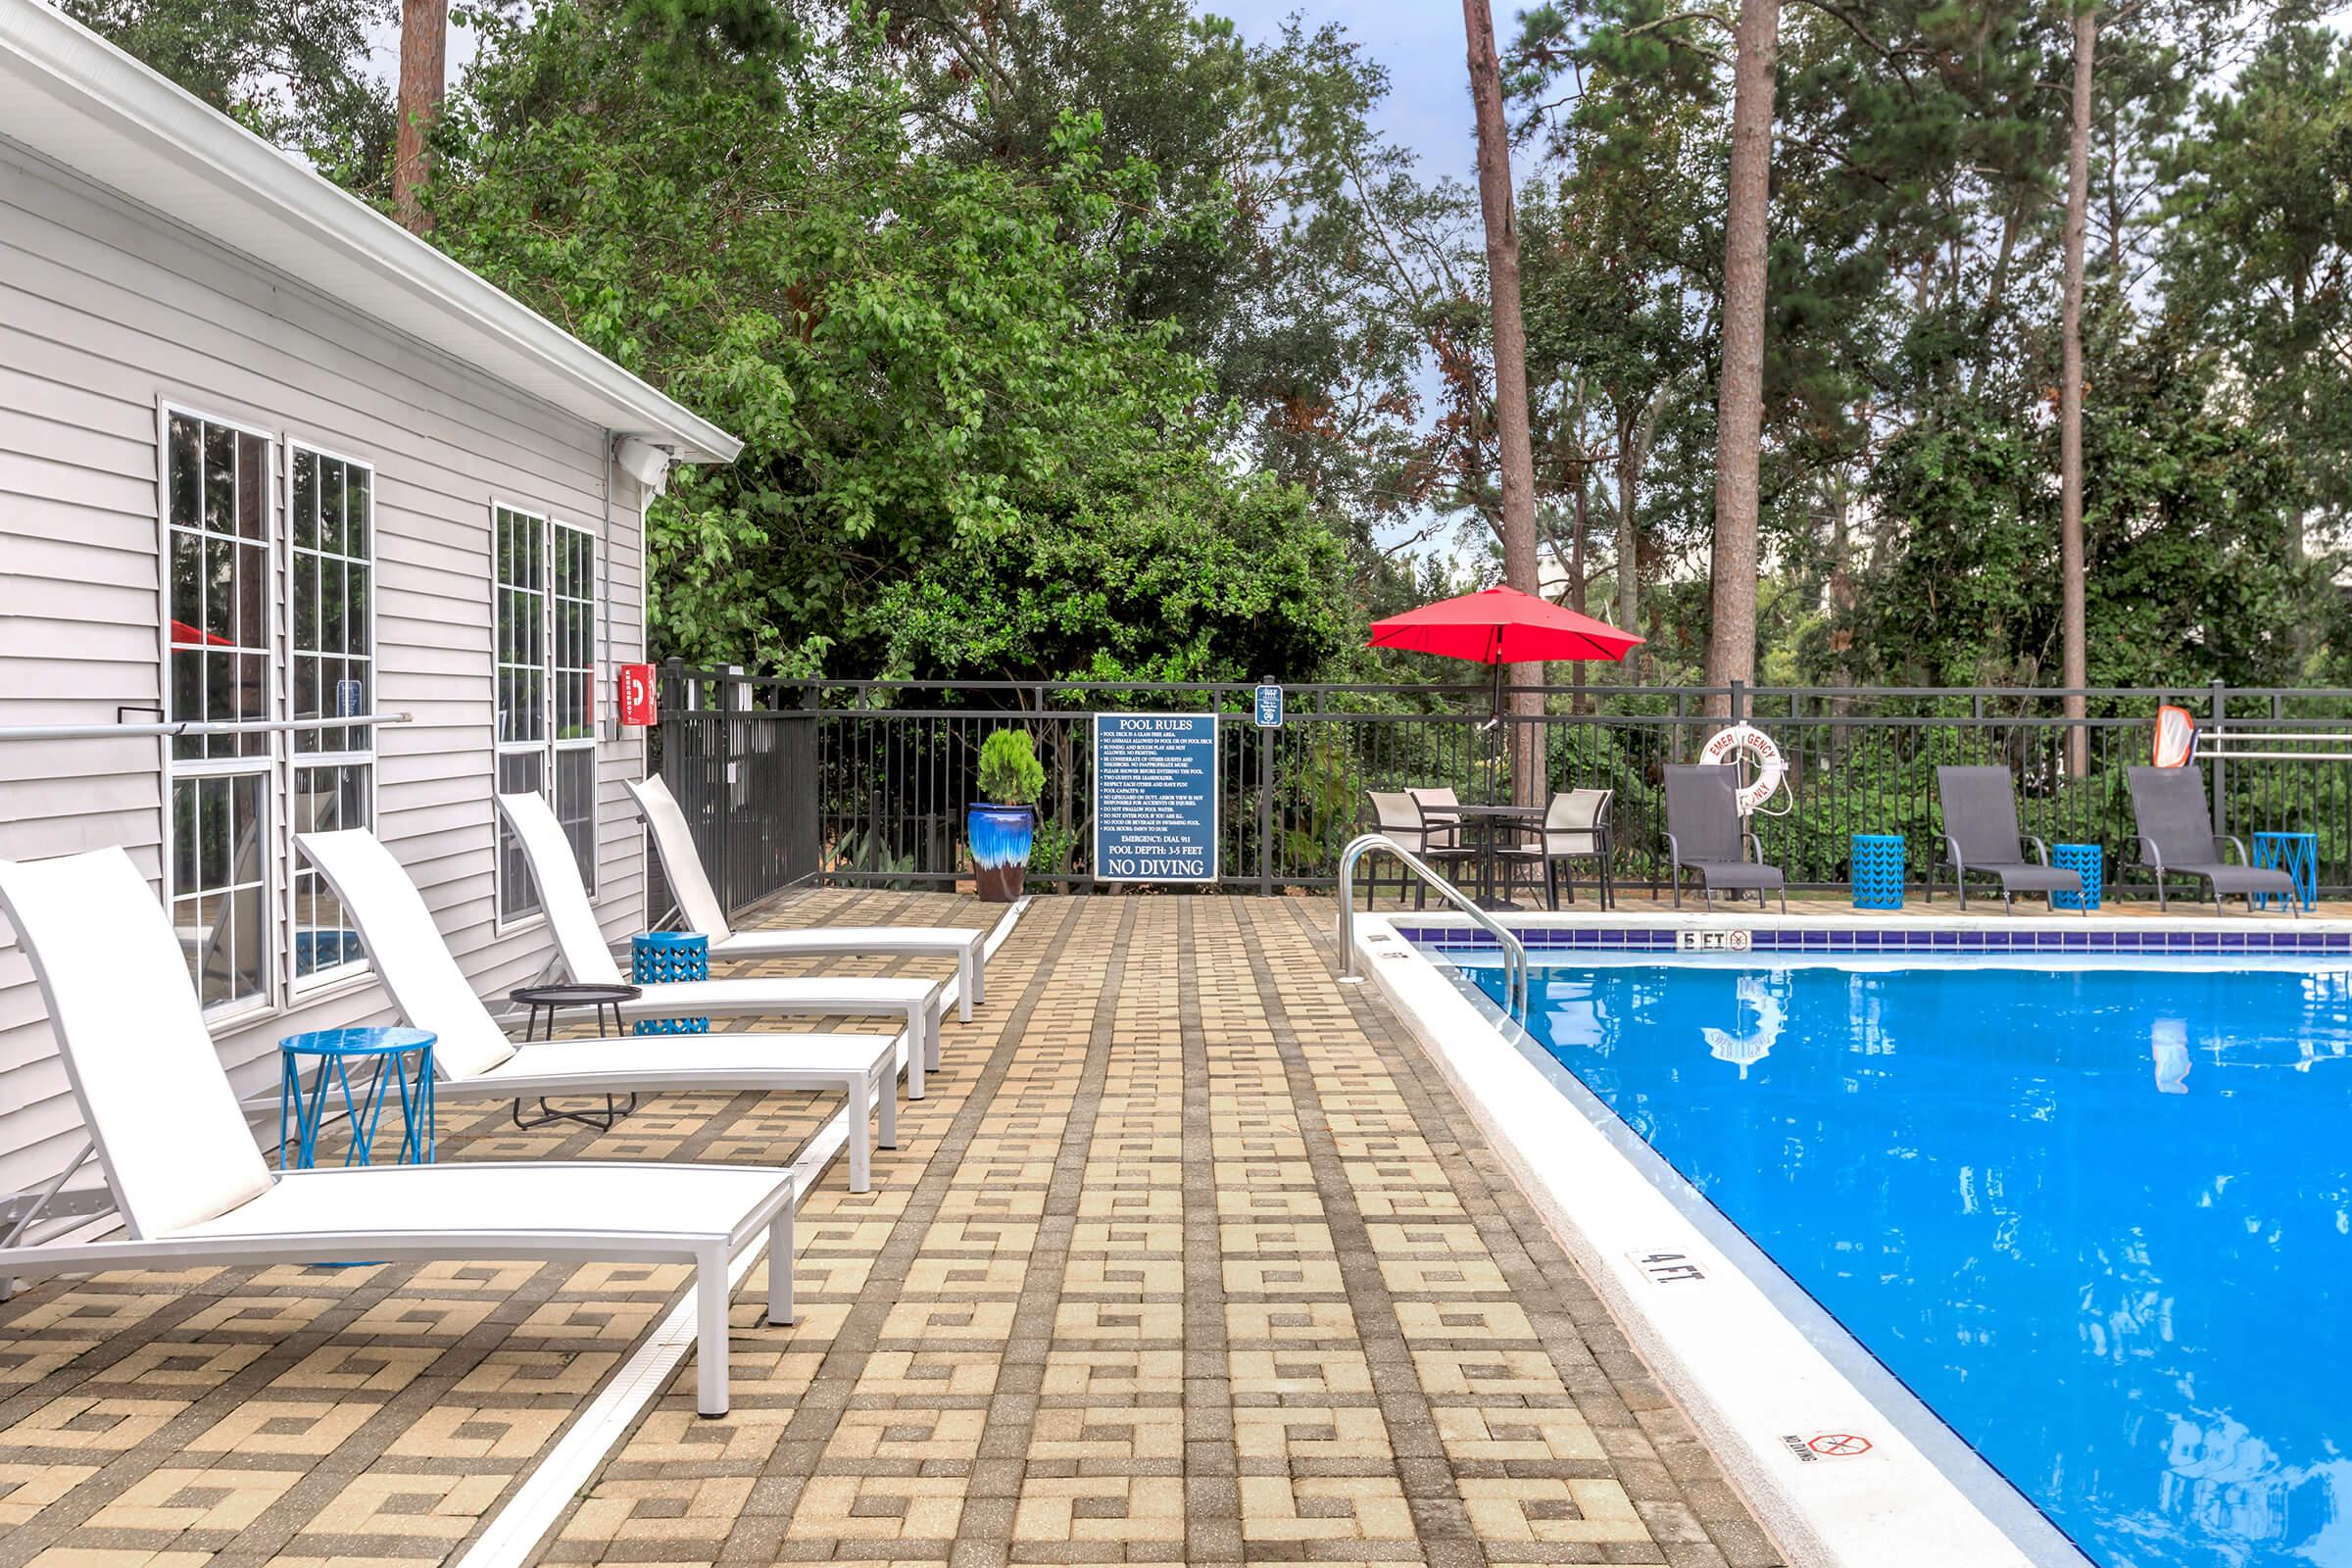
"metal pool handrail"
1337,834,1530,1022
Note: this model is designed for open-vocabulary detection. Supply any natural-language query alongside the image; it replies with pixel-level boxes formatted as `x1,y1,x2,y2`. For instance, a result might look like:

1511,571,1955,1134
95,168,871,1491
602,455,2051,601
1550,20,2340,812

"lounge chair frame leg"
696,1245,731,1418
905,1017,926,1100
958,946,983,1020
877,1063,899,1150
847,1076,871,1193
767,1206,795,1326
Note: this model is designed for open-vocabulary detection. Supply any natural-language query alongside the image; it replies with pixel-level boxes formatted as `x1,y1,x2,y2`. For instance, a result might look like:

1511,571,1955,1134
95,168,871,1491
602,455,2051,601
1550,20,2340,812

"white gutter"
0,0,742,466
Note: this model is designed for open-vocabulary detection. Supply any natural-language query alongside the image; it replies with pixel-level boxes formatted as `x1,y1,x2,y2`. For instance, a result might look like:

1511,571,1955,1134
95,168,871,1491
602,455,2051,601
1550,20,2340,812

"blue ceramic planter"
968,804,1035,902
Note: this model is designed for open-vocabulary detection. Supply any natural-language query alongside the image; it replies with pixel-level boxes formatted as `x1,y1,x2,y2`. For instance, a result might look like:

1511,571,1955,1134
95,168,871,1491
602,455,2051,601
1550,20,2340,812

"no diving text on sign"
1093,712,1218,884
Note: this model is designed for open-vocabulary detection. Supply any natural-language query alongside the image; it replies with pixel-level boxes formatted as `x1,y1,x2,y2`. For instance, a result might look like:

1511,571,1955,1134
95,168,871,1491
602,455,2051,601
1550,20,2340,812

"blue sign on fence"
1254,682,1284,729
1093,712,1219,884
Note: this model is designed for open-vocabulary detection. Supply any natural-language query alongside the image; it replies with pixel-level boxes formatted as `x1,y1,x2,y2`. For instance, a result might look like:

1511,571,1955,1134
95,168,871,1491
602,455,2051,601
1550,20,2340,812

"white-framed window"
552,521,598,894
162,412,382,1017
165,410,275,1016
492,507,598,922
494,504,549,923
288,447,375,985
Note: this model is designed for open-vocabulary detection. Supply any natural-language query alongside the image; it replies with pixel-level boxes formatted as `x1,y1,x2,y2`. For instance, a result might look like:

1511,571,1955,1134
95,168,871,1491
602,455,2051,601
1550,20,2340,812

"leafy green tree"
872,2,1474,557
66,0,395,186
423,0,1348,679
2164,24,2352,532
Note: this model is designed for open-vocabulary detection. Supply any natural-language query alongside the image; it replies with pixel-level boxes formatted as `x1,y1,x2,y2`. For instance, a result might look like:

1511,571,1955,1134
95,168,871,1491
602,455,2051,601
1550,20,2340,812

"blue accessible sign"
1093,712,1219,884
1254,682,1284,728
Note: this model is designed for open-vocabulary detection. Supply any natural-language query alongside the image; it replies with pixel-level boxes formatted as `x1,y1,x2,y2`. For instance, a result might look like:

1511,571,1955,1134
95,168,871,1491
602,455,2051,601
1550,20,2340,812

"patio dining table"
1441,802,1547,909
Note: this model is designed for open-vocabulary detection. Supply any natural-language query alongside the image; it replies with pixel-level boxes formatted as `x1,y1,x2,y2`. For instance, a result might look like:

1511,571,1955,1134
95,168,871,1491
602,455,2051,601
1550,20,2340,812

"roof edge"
0,0,742,465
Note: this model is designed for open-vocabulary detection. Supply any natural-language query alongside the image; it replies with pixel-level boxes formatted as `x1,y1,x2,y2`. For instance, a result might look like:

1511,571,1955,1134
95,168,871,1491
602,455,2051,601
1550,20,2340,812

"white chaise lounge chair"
0,847,793,1417
495,793,946,1096
299,829,900,1191
627,774,988,1021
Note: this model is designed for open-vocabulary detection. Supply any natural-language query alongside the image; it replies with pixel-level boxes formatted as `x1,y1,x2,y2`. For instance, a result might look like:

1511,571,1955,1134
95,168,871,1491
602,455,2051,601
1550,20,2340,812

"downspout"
602,434,614,743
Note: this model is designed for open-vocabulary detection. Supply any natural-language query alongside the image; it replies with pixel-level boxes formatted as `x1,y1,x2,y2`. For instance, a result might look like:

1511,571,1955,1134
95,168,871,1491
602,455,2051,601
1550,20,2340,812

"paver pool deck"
0,891,1780,1568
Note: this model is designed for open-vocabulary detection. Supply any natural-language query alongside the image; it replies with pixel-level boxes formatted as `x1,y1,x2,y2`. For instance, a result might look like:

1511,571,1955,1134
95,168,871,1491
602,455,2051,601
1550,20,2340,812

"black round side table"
505,982,644,1131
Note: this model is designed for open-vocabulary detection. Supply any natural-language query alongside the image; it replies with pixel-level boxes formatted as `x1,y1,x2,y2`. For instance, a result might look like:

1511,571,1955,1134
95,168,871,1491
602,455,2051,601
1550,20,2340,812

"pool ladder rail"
1337,833,1531,1023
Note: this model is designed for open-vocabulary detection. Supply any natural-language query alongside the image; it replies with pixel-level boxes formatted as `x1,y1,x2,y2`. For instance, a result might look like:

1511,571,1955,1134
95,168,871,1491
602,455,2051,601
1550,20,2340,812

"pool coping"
1350,911,2097,1568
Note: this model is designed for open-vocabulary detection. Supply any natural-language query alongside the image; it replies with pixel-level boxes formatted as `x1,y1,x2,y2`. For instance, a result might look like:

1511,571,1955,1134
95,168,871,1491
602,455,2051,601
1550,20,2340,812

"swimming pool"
1442,952,2352,1568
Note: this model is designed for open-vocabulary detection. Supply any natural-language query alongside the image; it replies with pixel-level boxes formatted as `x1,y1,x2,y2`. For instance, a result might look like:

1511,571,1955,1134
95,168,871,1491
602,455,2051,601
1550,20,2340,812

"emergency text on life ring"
1699,722,1787,813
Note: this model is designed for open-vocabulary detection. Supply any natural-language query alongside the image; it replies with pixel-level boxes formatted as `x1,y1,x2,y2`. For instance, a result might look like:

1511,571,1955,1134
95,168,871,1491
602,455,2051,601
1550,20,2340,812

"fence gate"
653,667,817,919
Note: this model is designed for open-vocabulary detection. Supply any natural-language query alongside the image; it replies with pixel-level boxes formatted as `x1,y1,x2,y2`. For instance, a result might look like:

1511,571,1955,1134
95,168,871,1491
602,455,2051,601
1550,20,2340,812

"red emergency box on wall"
617,663,658,727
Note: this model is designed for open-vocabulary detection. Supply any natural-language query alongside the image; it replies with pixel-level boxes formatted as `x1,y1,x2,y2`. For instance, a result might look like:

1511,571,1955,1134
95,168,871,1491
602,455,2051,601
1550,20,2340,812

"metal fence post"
1258,678,1275,897
2211,679,2228,840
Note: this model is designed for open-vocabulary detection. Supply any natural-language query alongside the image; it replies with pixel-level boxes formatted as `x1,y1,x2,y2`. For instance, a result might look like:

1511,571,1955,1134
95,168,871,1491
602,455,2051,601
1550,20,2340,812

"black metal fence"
651,665,2352,909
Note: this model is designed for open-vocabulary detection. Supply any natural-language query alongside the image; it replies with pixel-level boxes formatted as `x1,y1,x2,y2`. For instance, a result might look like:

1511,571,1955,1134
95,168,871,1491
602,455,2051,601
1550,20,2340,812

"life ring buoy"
1699,722,1788,814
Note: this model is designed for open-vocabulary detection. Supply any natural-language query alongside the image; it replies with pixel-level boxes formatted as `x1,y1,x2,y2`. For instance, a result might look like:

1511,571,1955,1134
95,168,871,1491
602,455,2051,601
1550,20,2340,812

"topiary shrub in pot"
969,729,1044,902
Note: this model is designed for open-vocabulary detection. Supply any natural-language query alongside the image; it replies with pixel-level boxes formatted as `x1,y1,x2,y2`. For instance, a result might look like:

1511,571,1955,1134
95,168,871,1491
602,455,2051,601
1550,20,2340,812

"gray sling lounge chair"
1663,765,1786,911
1928,765,2083,913
2125,766,2300,915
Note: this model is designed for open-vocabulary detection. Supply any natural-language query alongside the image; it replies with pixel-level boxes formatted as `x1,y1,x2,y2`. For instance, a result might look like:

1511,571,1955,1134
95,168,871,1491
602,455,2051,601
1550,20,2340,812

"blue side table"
2050,844,2103,911
277,1027,436,1171
632,932,710,1035
2253,831,2319,912
1851,834,1905,909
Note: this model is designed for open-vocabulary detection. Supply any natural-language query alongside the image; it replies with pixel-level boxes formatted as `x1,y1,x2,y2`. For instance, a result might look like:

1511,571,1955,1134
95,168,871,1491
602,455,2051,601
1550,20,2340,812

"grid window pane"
293,451,372,760
173,772,269,1011
497,749,546,920
556,746,596,892
293,762,370,977
165,413,271,761
551,524,597,893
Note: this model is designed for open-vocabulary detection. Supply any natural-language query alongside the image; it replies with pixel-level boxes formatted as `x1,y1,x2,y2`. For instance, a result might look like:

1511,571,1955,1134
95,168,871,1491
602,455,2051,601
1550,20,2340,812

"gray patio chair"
1663,765,1786,912
1361,791,1476,908
1928,765,2083,914
1407,787,1465,853
2124,766,2300,915
1497,788,1615,909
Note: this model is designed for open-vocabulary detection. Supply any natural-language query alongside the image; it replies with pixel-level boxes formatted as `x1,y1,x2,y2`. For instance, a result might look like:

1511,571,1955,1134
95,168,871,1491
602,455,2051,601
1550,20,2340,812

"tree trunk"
1615,432,1641,680
2059,7,2094,776
1702,0,1781,721
1570,481,1589,712
393,0,451,234
1462,0,1545,807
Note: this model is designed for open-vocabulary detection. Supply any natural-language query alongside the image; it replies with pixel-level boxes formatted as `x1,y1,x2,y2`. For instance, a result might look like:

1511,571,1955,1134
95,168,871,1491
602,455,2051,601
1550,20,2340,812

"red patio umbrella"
1369,584,1642,663
1369,585,1642,711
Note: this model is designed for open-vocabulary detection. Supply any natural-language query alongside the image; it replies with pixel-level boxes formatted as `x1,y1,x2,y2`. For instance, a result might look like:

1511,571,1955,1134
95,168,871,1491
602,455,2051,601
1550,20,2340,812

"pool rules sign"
1092,713,1218,885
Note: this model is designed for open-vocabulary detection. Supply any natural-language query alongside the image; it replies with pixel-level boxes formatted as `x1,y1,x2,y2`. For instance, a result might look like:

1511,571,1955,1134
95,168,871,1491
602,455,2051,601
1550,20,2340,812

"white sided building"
0,0,740,1199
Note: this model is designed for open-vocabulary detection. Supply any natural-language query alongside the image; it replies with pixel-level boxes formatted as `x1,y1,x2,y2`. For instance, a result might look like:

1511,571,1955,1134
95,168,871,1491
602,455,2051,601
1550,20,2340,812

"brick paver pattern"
0,892,1780,1568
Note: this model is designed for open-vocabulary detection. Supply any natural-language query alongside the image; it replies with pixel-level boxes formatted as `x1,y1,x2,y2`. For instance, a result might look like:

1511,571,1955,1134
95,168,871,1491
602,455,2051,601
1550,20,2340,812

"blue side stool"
278,1027,434,1268
2050,844,2103,910
278,1027,436,1170
2252,831,2319,912
632,932,710,1035
1851,834,1905,910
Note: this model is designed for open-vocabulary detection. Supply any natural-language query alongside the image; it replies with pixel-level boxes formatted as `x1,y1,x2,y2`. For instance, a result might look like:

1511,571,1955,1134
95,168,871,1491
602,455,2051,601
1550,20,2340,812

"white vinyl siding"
0,142,655,1200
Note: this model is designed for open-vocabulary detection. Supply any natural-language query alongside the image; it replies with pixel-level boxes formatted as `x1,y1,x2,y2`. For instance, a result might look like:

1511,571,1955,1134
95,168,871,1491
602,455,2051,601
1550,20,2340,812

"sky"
1250,3,1477,188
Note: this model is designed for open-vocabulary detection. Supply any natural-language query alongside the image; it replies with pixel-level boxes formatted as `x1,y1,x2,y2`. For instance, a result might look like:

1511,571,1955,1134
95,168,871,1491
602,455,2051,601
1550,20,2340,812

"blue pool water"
1452,956,2352,1568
